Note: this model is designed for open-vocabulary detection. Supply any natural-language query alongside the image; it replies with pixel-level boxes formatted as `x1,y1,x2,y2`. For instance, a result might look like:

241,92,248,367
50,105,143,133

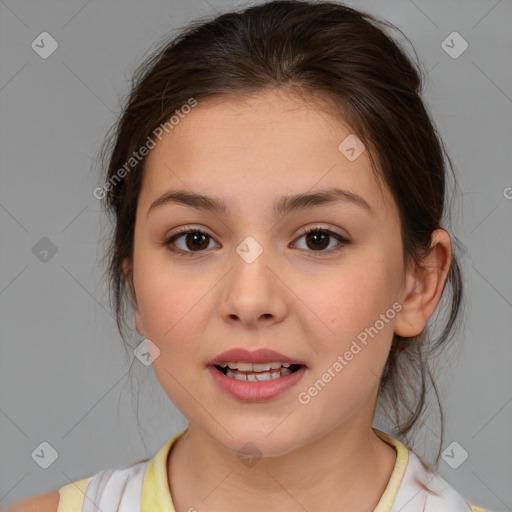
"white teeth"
222,366,296,381
219,361,293,371
255,372,271,381
253,363,271,371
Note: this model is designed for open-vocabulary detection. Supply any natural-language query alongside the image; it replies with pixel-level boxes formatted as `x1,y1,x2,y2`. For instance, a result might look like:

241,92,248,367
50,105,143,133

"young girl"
11,1,495,511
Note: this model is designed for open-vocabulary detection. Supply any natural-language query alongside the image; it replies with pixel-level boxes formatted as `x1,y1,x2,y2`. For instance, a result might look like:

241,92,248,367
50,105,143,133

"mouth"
214,361,303,381
207,348,307,402
208,347,307,401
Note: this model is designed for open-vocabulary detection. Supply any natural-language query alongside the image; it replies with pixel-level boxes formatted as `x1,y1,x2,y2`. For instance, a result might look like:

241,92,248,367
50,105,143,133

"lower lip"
208,365,307,402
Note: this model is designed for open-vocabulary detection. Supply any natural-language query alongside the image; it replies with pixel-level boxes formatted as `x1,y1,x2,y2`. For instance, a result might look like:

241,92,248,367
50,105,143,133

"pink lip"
207,348,308,402
208,364,307,402
208,347,306,366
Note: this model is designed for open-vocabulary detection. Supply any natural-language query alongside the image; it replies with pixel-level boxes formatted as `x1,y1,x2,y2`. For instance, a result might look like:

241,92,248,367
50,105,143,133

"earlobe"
394,229,452,338
122,257,145,337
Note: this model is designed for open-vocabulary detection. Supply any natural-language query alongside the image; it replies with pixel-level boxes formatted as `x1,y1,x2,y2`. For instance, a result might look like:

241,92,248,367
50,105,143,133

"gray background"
1,0,511,509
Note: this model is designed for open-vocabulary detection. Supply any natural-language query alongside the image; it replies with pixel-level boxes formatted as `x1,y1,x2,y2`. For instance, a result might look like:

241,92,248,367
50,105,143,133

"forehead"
140,89,390,215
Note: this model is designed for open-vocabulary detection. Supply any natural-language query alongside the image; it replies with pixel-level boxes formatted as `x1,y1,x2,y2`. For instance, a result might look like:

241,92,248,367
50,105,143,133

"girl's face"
127,89,411,456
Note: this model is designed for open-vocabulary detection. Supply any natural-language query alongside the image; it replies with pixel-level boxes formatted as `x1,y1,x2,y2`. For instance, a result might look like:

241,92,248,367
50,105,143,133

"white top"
57,428,493,512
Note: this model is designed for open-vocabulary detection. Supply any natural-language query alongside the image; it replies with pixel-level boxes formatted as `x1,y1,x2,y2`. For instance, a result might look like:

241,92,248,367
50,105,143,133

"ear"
122,258,145,337
394,229,452,338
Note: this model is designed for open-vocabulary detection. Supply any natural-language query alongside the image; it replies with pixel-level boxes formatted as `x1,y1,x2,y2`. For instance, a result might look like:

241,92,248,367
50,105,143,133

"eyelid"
295,224,348,240
167,224,214,238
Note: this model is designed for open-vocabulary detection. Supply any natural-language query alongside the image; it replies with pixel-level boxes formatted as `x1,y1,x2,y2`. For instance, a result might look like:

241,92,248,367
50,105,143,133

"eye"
164,227,219,256
164,225,351,257
292,226,350,255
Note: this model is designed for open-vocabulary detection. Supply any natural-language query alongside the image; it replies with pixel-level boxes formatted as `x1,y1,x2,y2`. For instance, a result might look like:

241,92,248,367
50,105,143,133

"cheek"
305,255,396,337
298,253,398,383
133,248,209,336
132,255,222,383
134,266,211,411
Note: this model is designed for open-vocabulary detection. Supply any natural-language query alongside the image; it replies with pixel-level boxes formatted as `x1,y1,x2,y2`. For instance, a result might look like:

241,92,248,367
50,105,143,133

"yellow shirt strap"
56,476,92,512
141,430,187,512
371,428,410,512
469,504,491,512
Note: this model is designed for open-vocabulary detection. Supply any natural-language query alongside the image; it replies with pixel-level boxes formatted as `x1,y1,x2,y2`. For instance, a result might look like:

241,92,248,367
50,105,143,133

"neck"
168,422,397,511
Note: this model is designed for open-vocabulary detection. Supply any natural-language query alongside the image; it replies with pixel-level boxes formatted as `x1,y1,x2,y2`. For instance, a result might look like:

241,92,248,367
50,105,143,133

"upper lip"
208,348,306,366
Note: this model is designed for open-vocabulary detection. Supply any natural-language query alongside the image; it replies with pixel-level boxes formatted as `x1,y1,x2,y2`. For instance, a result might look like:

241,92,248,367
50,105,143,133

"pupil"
187,233,208,251
307,231,328,250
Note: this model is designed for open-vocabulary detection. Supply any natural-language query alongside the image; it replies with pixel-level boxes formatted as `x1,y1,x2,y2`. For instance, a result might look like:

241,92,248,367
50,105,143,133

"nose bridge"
218,233,288,326
232,233,276,301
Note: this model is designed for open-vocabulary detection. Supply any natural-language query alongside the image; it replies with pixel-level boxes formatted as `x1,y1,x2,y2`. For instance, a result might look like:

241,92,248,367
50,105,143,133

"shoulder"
8,490,60,512
8,475,93,512
7,434,182,512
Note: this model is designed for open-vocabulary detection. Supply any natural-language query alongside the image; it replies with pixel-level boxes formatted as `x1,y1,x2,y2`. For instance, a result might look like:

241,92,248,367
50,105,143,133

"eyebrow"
147,187,373,218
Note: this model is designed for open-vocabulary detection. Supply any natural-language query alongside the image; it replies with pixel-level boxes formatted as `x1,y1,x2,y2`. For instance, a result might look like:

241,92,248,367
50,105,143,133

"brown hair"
97,0,464,470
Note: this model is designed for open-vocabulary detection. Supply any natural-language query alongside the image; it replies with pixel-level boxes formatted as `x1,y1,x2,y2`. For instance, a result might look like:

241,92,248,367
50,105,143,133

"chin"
209,421,306,458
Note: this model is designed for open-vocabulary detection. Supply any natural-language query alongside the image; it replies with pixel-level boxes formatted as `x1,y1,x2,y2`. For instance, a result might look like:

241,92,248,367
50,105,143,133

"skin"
123,88,452,512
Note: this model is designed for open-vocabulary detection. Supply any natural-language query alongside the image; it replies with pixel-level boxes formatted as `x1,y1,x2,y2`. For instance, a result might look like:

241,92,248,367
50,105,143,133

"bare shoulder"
7,490,60,512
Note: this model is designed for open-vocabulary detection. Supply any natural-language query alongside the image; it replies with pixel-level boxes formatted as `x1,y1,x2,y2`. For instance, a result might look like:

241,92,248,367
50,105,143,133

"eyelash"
163,225,351,258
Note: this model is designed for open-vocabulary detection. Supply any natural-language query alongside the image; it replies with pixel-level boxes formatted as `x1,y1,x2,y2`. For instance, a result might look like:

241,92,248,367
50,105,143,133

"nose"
217,241,288,329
